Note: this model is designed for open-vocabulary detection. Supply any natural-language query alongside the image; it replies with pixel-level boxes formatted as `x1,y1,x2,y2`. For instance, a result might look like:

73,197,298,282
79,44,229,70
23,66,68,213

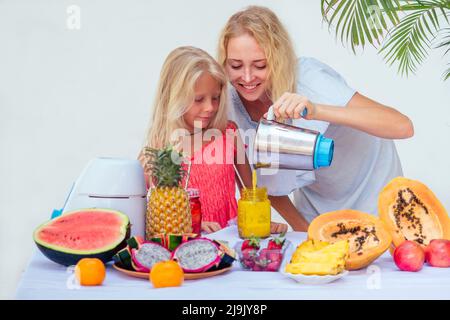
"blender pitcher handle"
267,105,275,121
266,105,307,121
301,107,308,117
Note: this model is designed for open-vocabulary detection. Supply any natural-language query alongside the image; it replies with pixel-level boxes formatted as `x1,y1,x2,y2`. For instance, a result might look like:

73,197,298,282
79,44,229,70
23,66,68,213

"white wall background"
1,0,449,299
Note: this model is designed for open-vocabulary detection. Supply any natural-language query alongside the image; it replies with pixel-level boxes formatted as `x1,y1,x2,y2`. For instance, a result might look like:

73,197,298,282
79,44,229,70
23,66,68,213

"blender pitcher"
253,106,334,170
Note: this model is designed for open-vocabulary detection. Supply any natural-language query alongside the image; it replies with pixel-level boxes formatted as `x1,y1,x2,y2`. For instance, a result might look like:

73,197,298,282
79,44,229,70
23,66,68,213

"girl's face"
225,33,269,102
183,72,221,132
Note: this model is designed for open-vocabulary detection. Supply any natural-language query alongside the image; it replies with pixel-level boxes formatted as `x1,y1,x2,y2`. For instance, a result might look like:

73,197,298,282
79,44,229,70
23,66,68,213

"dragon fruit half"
171,238,222,273
131,242,171,273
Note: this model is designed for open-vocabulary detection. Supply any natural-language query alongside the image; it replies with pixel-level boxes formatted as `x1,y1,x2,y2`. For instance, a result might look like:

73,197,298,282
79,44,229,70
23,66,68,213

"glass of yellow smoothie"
237,170,271,239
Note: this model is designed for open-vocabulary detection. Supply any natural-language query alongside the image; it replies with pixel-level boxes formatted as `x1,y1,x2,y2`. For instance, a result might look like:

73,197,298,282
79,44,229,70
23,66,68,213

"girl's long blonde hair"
218,6,298,101
145,46,229,149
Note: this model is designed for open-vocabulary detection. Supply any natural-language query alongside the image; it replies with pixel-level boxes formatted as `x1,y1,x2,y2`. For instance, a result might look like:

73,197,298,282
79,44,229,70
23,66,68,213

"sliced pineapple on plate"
285,239,349,276
285,261,345,276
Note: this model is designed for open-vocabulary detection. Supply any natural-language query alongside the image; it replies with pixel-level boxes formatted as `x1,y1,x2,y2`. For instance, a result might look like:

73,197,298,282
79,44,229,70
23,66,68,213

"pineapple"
144,146,192,239
286,240,349,275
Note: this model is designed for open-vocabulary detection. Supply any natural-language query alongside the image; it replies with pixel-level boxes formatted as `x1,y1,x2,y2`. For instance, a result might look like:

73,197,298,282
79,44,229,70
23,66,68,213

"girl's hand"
201,221,222,234
267,92,316,120
270,222,289,234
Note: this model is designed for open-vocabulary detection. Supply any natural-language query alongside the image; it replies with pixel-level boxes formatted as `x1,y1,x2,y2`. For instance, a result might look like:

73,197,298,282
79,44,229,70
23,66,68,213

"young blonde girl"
139,46,287,234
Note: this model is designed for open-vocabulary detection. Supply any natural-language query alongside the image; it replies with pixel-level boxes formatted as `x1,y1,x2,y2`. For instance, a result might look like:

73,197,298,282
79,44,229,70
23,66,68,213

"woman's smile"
239,83,261,92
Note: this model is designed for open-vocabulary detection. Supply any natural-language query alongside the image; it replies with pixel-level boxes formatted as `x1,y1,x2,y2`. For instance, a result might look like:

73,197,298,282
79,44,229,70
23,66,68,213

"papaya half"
307,210,392,270
378,177,450,249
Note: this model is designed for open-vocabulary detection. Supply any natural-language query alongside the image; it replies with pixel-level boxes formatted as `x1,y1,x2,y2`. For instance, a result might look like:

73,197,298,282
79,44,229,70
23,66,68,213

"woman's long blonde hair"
218,6,298,101
145,46,229,149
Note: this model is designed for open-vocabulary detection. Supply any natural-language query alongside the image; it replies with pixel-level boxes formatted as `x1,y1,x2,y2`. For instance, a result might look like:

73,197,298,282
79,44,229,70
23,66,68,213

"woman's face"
225,33,269,102
183,72,221,132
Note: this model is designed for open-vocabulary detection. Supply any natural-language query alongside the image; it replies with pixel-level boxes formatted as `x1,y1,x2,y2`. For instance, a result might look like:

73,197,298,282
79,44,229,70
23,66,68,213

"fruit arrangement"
375,177,450,272
393,240,425,272
150,260,184,288
75,258,106,286
34,174,449,289
285,239,349,276
235,234,289,272
307,210,392,270
34,208,130,266
144,146,193,238
173,238,230,272
393,239,450,271
113,235,236,274
131,242,172,272
425,239,450,268
378,177,450,249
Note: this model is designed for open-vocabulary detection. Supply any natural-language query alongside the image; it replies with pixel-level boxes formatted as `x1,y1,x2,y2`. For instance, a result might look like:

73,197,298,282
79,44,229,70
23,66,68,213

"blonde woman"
139,46,288,234
218,6,414,231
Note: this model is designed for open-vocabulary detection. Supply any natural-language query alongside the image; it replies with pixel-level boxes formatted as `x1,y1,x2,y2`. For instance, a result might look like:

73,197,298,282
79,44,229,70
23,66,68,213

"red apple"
425,239,450,268
393,241,425,272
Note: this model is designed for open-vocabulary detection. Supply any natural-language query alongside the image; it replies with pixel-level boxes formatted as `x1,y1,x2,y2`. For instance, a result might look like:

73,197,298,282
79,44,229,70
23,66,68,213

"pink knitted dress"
182,122,238,228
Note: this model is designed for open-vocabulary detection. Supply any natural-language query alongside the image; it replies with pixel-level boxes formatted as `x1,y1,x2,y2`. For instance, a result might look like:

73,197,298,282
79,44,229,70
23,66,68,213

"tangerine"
149,260,184,288
75,258,106,286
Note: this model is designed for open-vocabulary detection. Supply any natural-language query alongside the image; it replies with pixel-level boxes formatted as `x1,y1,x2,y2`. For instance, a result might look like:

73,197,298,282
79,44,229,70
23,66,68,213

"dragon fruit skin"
212,240,236,270
131,242,171,273
171,238,222,273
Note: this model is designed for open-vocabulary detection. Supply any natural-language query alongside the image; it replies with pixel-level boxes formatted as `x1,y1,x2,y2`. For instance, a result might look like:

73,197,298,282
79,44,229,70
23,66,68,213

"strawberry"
265,260,281,272
242,258,255,269
253,258,269,271
242,248,257,260
267,233,286,250
240,238,260,270
241,237,261,251
258,248,270,260
266,250,282,263
252,263,263,271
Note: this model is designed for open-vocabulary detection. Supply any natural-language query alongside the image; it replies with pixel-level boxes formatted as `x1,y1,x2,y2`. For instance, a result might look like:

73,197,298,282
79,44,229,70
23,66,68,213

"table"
15,226,450,299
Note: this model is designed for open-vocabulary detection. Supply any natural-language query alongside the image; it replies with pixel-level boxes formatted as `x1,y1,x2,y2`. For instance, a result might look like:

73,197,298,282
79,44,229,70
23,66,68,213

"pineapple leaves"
144,146,187,188
321,0,450,79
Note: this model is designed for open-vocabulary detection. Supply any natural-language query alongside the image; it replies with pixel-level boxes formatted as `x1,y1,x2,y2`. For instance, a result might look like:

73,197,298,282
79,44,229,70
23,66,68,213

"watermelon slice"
33,208,130,266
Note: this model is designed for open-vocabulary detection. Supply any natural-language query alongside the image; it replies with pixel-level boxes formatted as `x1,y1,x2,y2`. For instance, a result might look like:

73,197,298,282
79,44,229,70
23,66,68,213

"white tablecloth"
15,226,450,300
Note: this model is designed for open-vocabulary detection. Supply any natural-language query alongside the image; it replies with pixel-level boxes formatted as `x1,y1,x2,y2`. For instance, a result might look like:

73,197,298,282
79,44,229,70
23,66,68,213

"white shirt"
228,57,403,222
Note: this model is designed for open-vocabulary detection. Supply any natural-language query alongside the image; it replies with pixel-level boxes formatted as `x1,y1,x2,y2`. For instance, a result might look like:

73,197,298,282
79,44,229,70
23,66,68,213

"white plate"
280,269,349,285
279,244,349,284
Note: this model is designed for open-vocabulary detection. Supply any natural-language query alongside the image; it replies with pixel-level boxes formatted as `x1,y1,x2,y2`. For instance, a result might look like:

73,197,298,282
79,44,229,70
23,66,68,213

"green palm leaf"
435,27,450,79
321,0,450,79
321,0,402,52
380,2,447,76
444,65,450,79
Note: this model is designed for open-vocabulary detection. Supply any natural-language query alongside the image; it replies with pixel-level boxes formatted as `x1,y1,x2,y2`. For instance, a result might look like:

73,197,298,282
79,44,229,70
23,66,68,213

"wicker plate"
113,263,232,280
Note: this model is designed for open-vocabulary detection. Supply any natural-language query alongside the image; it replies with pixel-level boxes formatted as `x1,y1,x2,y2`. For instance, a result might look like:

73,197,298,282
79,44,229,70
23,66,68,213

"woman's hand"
201,221,222,234
267,92,317,120
270,222,288,234
265,92,414,139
